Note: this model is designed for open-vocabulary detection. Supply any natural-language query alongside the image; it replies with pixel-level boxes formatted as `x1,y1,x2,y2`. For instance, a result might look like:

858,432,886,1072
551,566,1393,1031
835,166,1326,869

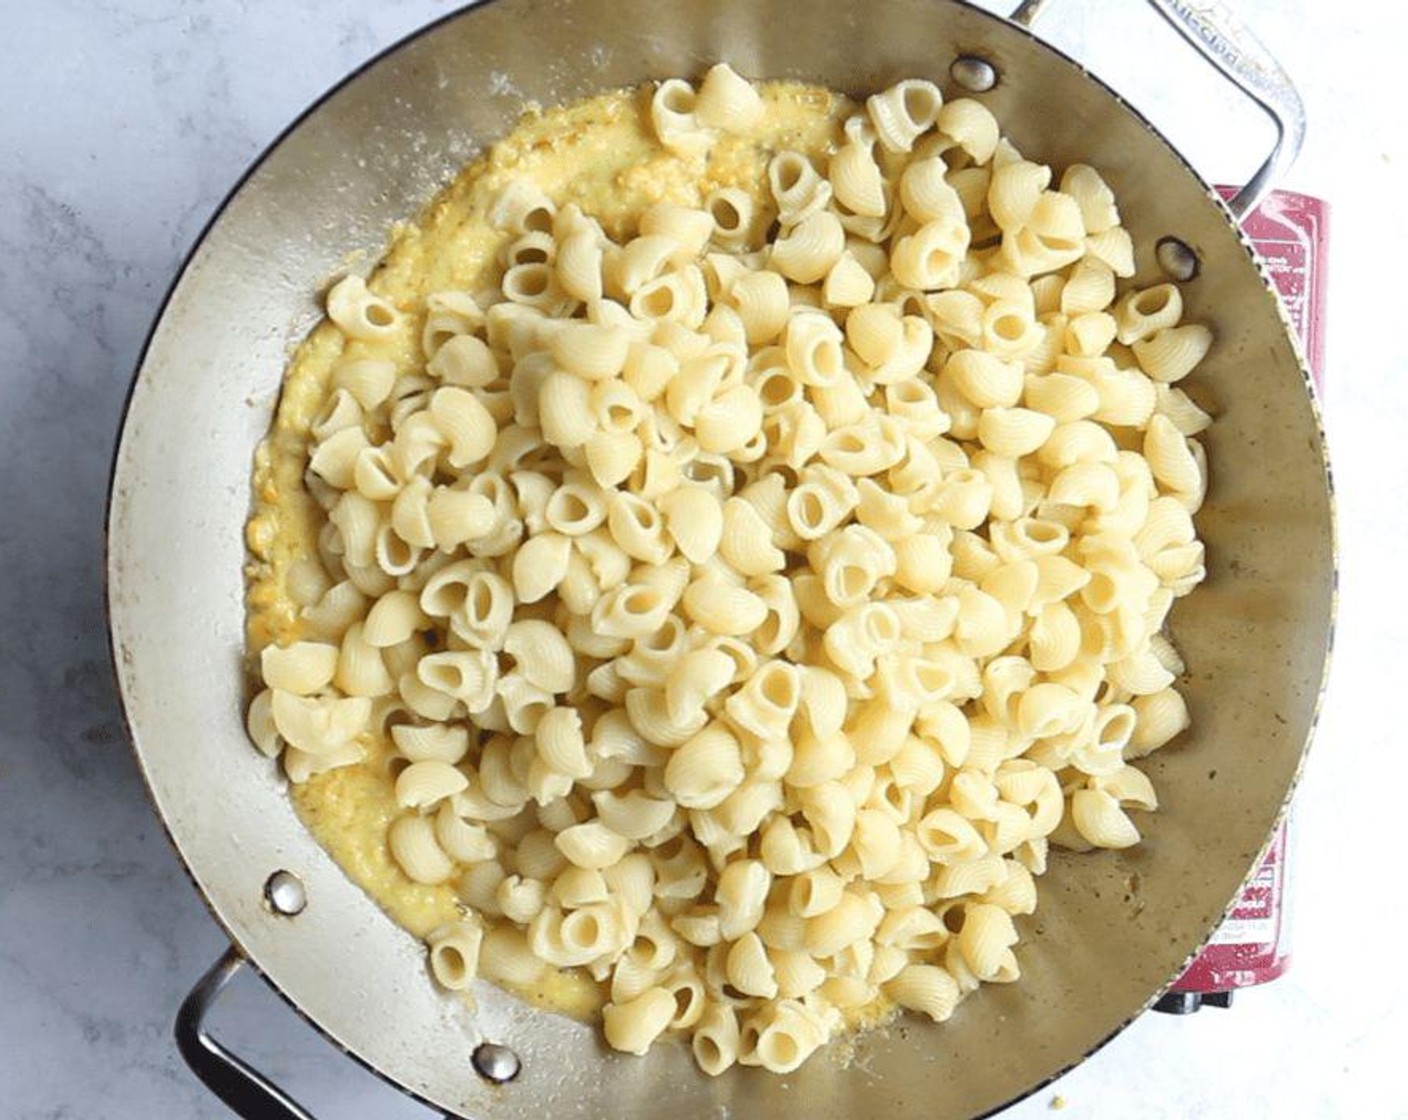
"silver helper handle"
176,947,319,1120
1010,0,1306,222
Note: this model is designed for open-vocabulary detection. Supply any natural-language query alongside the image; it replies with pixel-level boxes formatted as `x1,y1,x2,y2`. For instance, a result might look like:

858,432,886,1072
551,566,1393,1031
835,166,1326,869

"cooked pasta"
427,918,485,992
245,64,1213,1077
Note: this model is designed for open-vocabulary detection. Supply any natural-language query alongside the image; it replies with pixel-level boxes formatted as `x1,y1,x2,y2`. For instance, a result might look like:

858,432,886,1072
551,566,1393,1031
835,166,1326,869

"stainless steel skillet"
105,1,1334,1116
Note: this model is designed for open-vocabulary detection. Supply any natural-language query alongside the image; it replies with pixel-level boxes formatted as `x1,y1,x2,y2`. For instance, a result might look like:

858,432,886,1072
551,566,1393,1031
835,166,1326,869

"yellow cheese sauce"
245,81,872,1022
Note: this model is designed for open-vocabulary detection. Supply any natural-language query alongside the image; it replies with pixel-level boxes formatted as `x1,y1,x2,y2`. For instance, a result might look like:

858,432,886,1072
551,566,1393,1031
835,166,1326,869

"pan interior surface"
106,1,1333,1117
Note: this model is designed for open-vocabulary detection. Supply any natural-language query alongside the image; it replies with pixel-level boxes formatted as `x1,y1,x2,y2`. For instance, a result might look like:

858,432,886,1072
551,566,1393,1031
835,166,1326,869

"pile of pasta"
247,65,1212,1075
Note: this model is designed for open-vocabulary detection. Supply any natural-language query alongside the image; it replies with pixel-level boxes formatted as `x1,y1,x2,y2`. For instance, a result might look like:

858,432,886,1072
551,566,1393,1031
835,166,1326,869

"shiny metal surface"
106,1,1335,1118
265,871,309,917
176,948,318,1120
1013,0,1306,223
471,1042,523,1085
1009,0,1054,26
1146,0,1307,220
1156,236,1203,283
949,55,1000,93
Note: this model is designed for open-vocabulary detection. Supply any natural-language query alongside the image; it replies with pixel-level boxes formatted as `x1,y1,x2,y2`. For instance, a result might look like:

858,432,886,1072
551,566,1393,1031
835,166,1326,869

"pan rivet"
950,56,998,93
1156,236,1201,282
472,1041,521,1083
264,870,307,916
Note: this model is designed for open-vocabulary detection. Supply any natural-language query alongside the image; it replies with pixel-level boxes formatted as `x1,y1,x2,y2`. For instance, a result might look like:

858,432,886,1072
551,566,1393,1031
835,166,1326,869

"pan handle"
1010,0,1305,222
175,946,319,1120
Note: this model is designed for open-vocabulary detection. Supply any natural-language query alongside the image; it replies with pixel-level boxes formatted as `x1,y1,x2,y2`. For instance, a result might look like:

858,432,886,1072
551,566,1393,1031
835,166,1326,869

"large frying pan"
105,1,1335,1116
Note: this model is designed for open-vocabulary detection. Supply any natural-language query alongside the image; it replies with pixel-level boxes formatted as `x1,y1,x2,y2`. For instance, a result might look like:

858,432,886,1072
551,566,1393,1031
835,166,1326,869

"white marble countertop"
1,1,1402,1117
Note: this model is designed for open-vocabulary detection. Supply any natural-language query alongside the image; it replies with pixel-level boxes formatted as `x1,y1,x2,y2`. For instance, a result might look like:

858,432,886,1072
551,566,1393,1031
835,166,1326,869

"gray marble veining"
1,1,1404,1118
